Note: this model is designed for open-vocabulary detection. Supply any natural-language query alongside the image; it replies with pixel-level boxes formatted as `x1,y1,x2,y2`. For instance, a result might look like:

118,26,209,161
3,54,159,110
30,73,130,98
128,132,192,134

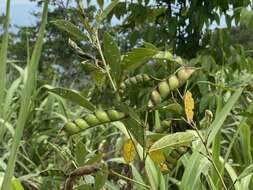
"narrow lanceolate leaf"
207,88,243,147
123,139,136,164
1,1,48,190
0,0,11,141
149,131,197,152
44,86,95,111
237,164,253,180
184,91,194,123
103,32,121,82
123,48,159,71
51,19,88,41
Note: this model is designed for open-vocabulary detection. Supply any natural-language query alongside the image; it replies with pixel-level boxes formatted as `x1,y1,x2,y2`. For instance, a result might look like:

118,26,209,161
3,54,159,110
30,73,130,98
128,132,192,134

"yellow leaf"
123,139,136,164
184,91,194,123
149,150,169,172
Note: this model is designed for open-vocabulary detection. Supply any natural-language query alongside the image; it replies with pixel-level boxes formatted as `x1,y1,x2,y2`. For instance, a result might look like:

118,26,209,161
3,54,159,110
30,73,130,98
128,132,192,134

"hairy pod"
119,74,151,93
148,67,196,108
64,109,126,135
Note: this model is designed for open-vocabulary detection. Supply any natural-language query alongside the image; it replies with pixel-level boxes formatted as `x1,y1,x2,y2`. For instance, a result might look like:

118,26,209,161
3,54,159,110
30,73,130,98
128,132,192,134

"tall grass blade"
0,0,11,142
180,88,243,190
0,1,49,189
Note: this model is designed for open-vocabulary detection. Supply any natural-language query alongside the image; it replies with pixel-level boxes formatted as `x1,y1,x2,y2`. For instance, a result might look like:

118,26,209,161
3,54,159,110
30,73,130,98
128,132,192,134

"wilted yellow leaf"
184,91,194,123
149,150,169,172
123,139,136,164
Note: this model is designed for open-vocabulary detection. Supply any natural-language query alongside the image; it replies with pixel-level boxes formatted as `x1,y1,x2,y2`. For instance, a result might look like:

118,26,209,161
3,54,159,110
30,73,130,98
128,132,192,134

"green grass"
1,1,48,189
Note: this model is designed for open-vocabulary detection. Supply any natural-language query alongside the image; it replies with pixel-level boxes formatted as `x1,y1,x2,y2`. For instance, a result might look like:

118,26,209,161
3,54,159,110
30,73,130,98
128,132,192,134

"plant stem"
95,31,117,92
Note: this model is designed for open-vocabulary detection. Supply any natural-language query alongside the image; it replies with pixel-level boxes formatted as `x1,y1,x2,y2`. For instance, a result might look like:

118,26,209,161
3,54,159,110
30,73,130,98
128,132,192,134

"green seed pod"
144,74,150,81
120,83,126,90
125,79,131,86
119,74,151,94
176,146,188,154
107,110,125,121
158,81,170,98
161,120,172,128
168,75,179,90
148,67,195,108
74,118,89,129
148,90,161,108
136,74,144,82
177,67,195,84
84,113,101,126
95,110,111,123
64,122,80,135
166,154,177,165
130,77,137,84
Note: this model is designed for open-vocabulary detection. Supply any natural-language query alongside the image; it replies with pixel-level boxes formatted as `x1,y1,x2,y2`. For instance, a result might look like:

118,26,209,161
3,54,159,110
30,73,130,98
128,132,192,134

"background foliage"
1,0,253,190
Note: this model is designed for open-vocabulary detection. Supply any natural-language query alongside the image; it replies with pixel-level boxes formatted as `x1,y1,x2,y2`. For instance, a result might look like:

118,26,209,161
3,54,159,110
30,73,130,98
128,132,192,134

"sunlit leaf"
149,131,197,152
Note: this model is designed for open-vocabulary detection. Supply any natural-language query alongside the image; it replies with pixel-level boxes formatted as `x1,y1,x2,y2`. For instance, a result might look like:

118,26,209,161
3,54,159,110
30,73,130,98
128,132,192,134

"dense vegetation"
1,0,253,190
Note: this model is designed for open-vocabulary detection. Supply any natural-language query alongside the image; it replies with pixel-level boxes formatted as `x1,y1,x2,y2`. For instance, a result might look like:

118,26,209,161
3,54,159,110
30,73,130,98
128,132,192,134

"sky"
1,0,37,27
1,0,227,31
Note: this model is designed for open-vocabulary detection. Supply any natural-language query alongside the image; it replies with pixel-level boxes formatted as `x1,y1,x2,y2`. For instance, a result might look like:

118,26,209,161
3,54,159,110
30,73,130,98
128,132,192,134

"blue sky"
1,0,37,27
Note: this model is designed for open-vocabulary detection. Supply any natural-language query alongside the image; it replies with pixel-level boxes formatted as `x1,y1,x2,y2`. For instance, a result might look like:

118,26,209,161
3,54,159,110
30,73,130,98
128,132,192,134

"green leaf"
97,0,104,9
94,166,108,190
51,20,88,41
123,48,159,71
0,0,11,141
180,151,211,190
149,131,197,152
91,70,106,89
1,1,49,189
85,153,103,165
75,184,93,190
96,0,119,25
75,141,88,166
207,88,243,147
11,179,24,190
122,118,144,146
103,32,121,81
44,86,95,111
237,164,253,180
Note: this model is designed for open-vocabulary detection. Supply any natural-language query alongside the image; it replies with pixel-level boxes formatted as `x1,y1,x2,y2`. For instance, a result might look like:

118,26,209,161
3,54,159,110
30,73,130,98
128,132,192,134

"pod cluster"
148,67,196,108
165,146,189,173
119,74,151,94
64,110,126,135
